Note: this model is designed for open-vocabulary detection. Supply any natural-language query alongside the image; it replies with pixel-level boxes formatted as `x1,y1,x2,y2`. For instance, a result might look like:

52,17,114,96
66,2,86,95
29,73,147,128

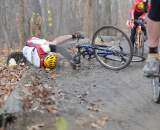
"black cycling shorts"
148,0,160,21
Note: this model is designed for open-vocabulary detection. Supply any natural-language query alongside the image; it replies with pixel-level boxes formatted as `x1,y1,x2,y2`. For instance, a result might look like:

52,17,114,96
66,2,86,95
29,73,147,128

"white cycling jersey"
22,37,49,67
22,46,41,67
27,37,51,53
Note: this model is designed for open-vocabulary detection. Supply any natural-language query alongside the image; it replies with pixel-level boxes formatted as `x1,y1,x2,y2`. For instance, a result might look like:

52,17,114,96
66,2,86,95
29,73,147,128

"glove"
72,32,85,39
126,19,134,28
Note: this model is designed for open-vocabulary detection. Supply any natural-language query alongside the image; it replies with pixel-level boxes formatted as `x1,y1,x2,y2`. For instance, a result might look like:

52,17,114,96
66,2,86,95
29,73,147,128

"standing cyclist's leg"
141,23,147,40
143,0,160,76
130,27,136,46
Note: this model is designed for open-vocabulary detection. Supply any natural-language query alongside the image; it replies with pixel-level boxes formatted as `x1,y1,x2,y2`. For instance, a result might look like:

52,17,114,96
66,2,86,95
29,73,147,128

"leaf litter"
0,63,28,107
20,74,58,113
0,53,58,114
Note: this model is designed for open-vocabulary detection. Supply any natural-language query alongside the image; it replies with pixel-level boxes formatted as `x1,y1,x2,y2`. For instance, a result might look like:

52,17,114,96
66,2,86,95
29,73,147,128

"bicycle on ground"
73,25,133,70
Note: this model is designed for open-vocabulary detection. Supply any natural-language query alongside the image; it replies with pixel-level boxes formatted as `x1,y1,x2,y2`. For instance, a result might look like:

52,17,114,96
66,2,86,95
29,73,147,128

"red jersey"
130,0,150,20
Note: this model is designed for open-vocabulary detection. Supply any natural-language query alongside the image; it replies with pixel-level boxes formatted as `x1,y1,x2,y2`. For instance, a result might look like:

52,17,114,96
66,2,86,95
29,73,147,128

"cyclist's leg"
143,19,160,76
143,0,160,76
49,44,73,63
56,45,80,69
147,19,160,48
130,27,136,46
141,23,147,35
141,23,147,41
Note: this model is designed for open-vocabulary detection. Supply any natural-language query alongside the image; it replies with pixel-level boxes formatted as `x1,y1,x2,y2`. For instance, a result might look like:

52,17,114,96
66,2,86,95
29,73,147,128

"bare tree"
16,0,25,49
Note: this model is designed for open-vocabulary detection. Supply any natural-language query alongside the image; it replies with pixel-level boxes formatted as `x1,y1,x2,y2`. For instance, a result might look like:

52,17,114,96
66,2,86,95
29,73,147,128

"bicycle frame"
76,44,114,60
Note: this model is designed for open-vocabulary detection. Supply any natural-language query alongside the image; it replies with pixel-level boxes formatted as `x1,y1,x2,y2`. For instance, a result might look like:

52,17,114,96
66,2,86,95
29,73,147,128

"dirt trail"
2,41,160,130
54,60,160,130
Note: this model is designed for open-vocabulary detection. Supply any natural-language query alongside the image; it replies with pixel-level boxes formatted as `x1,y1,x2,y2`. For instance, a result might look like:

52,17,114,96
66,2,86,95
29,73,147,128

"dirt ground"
54,59,160,130
2,41,160,130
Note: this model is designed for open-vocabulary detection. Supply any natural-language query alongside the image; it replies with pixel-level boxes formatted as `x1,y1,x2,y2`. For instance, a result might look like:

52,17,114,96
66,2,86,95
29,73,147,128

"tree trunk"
16,0,25,49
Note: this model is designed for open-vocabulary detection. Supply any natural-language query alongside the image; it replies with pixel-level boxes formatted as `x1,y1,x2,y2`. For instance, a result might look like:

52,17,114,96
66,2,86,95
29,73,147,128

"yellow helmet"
43,53,57,69
137,2,145,10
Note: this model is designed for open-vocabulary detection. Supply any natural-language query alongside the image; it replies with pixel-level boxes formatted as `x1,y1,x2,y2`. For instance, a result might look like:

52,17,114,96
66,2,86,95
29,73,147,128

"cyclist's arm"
130,7,135,20
139,13,146,20
50,35,73,45
130,1,138,19
27,37,48,45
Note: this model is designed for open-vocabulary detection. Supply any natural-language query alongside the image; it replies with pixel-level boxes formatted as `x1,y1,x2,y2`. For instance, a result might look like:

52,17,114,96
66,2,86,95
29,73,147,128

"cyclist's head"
43,53,57,69
137,2,145,10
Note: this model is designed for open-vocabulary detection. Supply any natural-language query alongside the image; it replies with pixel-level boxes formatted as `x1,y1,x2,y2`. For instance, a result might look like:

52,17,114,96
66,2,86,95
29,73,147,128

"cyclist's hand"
72,31,85,40
131,18,134,22
126,19,134,28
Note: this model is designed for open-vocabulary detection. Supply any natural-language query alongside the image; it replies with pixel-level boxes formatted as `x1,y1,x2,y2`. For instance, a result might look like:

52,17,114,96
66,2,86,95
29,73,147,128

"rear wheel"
92,26,133,70
6,52,27,66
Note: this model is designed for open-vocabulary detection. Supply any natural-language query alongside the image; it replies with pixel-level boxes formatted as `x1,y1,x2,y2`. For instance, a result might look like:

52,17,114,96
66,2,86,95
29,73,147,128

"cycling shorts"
148,0,160,21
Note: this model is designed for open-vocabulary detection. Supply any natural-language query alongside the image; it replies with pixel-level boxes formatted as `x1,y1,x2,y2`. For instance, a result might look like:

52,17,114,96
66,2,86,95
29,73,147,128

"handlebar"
134,19,146,25
126,19,146,29
73,31,85,41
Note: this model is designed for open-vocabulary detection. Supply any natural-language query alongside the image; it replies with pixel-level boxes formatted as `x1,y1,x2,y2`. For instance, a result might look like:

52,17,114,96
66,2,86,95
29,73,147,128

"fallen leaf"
51,73,57,79
88,104,101,112
46,105,58,113
27,124,44,130
91,122,101,129
96,116,109,127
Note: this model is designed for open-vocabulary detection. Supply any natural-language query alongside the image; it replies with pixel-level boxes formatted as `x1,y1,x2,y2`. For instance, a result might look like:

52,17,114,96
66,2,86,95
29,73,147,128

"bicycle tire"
133,31,145,62
152,66,160,104
6,52,27,66
152,75,160,103
92,26,133,70
131,55,145,62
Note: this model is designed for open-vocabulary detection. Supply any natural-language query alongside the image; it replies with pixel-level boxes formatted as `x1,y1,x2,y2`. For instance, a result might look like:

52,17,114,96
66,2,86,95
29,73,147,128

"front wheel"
92,26,133,70
152,75,160,103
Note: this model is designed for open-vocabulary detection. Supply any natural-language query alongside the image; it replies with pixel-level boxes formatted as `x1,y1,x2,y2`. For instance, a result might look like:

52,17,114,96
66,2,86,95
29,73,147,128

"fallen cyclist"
22,32,84,70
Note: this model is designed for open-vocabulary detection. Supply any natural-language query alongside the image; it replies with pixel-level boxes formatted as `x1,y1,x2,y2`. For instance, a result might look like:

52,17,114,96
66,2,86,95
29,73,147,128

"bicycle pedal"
70,61,81,70
72,64,81,70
